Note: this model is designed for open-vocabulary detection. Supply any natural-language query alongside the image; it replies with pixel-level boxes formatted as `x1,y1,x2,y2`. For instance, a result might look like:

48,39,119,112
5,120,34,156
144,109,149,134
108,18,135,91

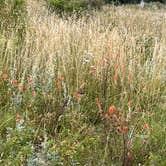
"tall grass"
0,0,166,165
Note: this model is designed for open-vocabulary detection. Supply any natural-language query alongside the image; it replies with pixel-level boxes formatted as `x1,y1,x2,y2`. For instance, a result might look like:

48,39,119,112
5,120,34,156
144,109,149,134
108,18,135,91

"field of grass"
0,0,166,165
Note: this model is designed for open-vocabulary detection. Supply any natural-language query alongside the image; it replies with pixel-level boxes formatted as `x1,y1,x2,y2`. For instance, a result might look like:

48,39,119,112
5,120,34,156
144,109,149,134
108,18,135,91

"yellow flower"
61,140,67,146
89,137,95,142
65,150,72,156
49,145,56,151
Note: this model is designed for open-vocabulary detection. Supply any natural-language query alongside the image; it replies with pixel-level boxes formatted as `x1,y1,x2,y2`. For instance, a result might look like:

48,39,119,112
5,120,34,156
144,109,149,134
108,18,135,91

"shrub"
46,0,104,14
46,0,166,14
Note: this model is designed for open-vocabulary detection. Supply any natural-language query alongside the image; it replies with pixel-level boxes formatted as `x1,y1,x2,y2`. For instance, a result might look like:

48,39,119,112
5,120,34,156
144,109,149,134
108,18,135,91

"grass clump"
0,0,26,29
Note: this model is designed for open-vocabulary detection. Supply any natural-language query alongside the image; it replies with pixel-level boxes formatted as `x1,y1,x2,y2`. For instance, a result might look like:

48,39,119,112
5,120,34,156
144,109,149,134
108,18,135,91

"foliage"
105,0,165,4
46,0,104,14
46,0,166,14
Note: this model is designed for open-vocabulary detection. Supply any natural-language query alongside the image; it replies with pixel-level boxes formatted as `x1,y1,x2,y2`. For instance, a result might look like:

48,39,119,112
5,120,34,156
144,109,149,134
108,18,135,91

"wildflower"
127,140,131,148
65,150,72,156
1,73,8,80
18,83,23,91
114,73,117,84
143,123,148,131
12,79,18,85
127,151,132,159
125,117,131,122
121,125,127,134
16,114,21,122
99,58,104,66
27,77,33,84
96,98,102,111
104,113,109,119
109,105,116,115
61,140,67,146
57,76,63,82
115,64,119,70
57,76,63,90
73,91,81,102
96,98,99,105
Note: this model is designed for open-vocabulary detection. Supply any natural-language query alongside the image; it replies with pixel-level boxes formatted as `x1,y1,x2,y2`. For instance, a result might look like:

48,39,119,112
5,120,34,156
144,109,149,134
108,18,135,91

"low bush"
46,0,166,15
46,0,104,14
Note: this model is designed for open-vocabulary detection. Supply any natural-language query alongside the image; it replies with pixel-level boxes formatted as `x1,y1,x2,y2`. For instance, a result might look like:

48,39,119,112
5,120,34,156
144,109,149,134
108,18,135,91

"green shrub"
46,0,166,14
46,0,104,14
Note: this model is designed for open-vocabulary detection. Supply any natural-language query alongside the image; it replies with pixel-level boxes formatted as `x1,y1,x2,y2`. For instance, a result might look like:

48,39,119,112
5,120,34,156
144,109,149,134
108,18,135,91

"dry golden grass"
22,1,166,107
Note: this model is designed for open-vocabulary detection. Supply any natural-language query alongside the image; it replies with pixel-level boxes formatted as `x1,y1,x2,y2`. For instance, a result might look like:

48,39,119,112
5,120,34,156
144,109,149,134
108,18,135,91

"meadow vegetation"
0,0,166,165
46,0,166,14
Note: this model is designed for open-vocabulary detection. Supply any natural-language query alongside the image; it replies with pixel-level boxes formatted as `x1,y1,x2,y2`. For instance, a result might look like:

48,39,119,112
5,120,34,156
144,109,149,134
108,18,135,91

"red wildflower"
104,114,109,119
127,152,132,159
121,125,127,134
99,58,104,66
2,73,8,80
73,91,81,102
28,77,33,84
95,98,99,105
143,123,148,131
96,98,102,111
57,76,63,90
12,79,18,85
57,76,63,81
16,114,21,122
127,140,131,148
114,73,117,84
109,105,116,115
115,64,119,70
